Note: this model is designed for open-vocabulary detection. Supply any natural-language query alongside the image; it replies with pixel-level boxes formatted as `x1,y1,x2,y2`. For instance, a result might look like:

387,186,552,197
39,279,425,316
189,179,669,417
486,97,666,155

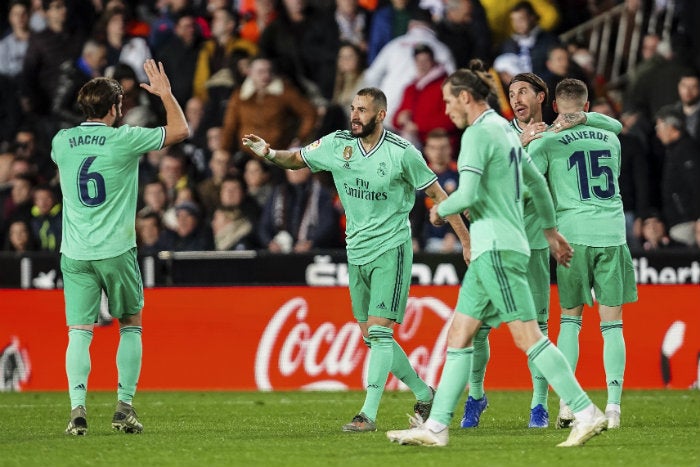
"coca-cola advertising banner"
1,285,698,391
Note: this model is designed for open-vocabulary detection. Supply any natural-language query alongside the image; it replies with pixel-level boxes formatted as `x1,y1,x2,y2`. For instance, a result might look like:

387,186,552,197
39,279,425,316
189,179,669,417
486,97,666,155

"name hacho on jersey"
343,178,388,201
69,135,107,148
557,130,609,145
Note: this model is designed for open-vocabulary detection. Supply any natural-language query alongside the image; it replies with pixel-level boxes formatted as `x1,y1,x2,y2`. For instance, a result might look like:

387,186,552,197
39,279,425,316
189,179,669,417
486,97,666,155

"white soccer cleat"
387,426,448,447
556,406,608,447
605,410,621,429
556,403,575,429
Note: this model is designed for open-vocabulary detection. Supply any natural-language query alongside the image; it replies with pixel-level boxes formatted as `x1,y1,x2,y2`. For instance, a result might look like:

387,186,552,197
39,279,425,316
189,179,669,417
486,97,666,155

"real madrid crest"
343,146,353,160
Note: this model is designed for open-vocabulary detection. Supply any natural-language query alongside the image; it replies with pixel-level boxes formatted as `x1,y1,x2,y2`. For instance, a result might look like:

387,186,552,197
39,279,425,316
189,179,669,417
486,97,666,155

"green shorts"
348,238,412,324
556,244,638,309
528,248,551,324
455,250,537,328
61,248,144,326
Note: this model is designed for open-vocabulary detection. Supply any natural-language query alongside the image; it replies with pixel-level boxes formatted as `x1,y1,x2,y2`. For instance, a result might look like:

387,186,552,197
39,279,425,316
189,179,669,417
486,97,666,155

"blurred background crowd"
0,0,698,256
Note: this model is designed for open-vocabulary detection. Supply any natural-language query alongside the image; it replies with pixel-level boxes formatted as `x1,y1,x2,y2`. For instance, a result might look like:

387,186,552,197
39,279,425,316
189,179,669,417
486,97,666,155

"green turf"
0,390,698,467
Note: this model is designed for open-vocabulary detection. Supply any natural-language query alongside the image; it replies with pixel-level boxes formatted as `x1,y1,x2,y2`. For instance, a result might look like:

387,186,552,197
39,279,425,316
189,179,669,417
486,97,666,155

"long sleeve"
522,155,556,229
437,169,480,218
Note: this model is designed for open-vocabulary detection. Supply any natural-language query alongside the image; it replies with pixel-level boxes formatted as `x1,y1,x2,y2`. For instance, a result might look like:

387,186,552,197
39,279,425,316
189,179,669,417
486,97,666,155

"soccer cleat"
112,401,143,434
412,387,435,427
387,425,448,447
606,410,621,429
556,403,574,429
342,413,376,432
528,404,549,428
556,406,608,447
460,394,488,428
65,405,88,436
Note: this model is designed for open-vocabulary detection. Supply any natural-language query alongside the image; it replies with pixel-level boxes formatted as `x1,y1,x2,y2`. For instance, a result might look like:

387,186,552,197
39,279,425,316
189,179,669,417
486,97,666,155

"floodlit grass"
0,390,698,467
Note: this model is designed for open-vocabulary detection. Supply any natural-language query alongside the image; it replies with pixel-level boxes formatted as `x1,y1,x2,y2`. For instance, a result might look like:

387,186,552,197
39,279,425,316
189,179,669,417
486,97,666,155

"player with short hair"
53,59,188,435
241,87,470,432
385,61,608,448
527,78,637,430
461,72,624,429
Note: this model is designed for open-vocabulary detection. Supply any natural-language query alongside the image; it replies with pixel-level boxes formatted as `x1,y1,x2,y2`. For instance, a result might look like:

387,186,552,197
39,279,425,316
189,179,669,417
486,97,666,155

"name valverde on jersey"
300,129,436,265
51,122,165,261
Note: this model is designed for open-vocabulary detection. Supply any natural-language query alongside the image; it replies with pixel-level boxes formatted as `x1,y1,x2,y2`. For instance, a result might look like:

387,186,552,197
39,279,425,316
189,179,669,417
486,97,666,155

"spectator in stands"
435,0,491,68
138,179,169,221
181,96,210,179
29,184,61,252
640,211,680,251
0,75,22,150
110,63,158,128
160,200,215,251
499,1,560,77
366,0,413,65
20,0,84,138
1,174,34,231
211,205,256,250
655,104,700,246
135,209,168,256
674,71,700,140
192,8,257,103
243,157,274,210
3,219,37,253
219,174,261,222
197,148,232,217
418,129,462,253
0,0,31,80
239,0,277,44
333,0,370,52
363,8,455,130
13,127,54,186
149,0,207,52
51,39,108,130
220,56,317,157
482,0,559,49
157,150,192,208
154,11,202,106
258,167,339,252
332,42,366,121
392,43,457,149
139,147,168,186
93,5,153,83
540,44,592,123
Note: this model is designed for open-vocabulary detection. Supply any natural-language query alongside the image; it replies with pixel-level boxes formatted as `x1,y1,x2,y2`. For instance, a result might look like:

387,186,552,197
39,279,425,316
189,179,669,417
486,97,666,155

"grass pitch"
0,390,697,467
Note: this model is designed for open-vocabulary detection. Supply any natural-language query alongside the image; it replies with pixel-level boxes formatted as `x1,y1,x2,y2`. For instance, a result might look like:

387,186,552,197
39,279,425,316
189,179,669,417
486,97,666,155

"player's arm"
522,157,573,267
140,59,188,147
550,111,622,135
242,134,307,169
424,180,471,264
434,169,479,220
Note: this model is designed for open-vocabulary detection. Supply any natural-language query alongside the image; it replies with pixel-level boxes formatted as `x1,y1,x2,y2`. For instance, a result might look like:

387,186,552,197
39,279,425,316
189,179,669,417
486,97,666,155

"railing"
559,0,676,87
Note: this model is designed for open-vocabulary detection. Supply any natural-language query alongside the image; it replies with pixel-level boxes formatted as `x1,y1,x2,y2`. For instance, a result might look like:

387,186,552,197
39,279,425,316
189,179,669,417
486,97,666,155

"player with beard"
460,72,623,430
241,87,470,432
52,60,188,435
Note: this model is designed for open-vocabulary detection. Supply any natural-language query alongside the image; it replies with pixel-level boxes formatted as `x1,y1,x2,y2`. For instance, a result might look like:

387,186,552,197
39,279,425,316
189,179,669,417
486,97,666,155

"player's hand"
520,118,547,146
242,134,271,158
550,112,586,132
140,60,171,97
544,228,574,267
429,204,446,226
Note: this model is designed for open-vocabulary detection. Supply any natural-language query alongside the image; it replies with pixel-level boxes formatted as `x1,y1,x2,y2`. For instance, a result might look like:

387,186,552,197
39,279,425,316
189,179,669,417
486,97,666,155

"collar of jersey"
80,122,108,126
510,118,524,134
358,129,387,158
472,108,495,126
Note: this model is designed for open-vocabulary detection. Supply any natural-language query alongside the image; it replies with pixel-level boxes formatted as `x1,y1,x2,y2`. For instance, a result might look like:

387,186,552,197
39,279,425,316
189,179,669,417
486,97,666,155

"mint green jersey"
51,122,165,260
528,124,625,246
300,129,437,265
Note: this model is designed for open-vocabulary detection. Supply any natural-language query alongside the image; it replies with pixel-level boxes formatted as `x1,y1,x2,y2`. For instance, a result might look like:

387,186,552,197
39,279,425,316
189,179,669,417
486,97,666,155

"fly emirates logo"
254,297,454,390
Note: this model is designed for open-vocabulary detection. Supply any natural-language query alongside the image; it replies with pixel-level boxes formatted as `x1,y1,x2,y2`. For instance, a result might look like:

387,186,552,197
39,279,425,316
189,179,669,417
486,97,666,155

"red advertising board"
1,285,698,391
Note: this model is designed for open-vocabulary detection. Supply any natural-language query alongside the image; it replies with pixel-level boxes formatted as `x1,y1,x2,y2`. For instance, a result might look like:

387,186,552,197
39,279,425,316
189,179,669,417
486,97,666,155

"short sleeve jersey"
51,122,165,260
458,110,530,260
509,119,548,249
301,129,437,265
527,124,625,246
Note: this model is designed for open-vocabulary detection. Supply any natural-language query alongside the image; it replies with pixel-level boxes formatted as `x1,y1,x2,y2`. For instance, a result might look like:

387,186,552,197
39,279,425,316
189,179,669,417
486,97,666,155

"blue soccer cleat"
460,394,488,428
528,404,549,428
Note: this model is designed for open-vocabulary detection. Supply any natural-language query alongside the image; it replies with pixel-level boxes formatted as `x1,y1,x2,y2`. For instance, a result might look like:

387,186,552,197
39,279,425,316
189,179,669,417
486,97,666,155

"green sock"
527,337,590,412
468,326,490,400
429,347,473,426
601,320,625,405
391,340,432,402
66,329,93,408
557,316,582,372
360,325,394,421
528,323,549,409
116,326,142,404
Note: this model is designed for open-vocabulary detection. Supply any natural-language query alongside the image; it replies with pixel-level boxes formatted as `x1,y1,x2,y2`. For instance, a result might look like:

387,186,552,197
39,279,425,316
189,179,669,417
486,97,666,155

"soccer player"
53,59,189,435
241,87,471,432
461,72,623,429
386,61,608,448
527,78,637,430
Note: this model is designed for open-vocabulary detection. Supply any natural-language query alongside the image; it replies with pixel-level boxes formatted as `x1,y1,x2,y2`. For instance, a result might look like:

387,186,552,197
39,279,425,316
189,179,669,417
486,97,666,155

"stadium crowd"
0,0,699,255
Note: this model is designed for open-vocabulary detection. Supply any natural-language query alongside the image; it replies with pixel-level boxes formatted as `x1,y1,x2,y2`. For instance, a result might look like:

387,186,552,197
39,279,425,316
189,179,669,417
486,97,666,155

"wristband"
265,149,276,160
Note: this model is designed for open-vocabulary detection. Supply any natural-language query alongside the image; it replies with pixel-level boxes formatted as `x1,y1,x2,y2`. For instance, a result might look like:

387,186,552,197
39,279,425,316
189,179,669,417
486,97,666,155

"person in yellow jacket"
481,0,559,48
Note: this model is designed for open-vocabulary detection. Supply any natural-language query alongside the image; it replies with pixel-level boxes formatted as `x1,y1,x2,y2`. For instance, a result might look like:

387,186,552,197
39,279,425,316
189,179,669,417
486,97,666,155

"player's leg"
461,325,490,428
61,255,101,435
526,248,551,428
